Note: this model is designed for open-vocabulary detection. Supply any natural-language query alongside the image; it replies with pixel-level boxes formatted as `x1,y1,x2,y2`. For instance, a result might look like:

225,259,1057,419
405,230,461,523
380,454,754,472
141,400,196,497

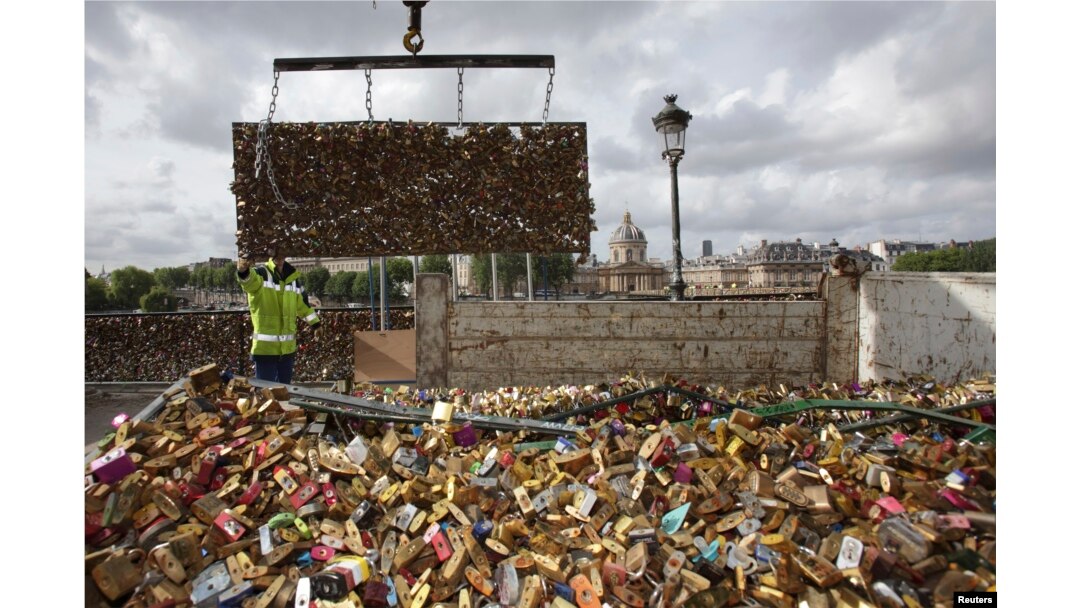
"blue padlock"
472,519,493,542
553,582,574,602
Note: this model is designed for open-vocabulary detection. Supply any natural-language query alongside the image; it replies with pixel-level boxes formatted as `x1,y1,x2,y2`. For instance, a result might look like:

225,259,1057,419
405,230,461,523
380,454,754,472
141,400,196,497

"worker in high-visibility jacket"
236,248,320,383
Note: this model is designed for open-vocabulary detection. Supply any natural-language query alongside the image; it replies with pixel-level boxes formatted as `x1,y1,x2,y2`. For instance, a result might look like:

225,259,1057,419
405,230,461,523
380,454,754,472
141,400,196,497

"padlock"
91,447,137,484
214,511,247,543
364,579,392,608
876,517,931,563
92,551,144,601
568,574,600,608
289,480,321,509
792,546,843,587
431,529,453,561
311,571,350,600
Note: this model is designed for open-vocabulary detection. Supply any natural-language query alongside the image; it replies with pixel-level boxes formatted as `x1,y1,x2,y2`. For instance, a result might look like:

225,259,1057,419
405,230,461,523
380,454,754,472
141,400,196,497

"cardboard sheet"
353,329,417,383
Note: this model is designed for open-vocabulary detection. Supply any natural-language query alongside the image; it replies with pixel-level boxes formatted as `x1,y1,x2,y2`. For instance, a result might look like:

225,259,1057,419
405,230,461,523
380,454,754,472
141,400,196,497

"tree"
140,286,179,312
352,269,378,303
153,266,191,290
349,266,408,304
326,271,358,303
109,266,156,309
191,264,212,292
86,277,112,311
387,258,415,295
303,267,331,297
892,239,995,272
968,238,996,272
420,255,452,276
530,253,577,298
471,255,492,294
471,253,528,298
213,265,238,295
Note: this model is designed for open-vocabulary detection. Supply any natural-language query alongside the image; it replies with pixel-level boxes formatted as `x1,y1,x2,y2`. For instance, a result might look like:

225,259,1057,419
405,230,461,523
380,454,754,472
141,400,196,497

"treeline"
892,239,995,272
85,252,579,313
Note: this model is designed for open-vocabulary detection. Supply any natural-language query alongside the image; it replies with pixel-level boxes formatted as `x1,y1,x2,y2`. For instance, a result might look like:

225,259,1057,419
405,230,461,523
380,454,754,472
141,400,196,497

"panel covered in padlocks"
231,122,595,257
86,367,995,607
85,310,414,382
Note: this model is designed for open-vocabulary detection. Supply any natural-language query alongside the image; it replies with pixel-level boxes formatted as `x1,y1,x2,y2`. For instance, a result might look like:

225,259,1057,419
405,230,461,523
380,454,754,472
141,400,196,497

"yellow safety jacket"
237,259,320,356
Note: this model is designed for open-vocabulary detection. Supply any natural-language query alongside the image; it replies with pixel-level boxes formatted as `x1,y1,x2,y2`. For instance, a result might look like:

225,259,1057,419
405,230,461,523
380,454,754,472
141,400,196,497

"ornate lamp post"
651,94,692,301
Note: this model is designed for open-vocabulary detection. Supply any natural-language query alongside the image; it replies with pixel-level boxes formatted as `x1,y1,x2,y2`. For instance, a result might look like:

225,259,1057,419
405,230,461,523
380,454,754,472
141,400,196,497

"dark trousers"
252,353,296,384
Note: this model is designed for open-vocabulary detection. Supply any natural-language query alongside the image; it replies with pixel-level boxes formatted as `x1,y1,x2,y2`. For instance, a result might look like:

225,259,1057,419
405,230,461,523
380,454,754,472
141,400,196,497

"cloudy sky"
84,0,995,272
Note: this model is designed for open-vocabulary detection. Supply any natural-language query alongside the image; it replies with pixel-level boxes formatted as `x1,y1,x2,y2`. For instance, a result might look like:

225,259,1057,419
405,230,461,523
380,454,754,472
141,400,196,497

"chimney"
760,239,767,249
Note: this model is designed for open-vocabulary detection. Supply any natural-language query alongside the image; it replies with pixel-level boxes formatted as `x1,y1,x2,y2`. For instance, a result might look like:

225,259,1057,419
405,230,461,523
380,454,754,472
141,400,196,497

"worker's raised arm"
236,257,261,294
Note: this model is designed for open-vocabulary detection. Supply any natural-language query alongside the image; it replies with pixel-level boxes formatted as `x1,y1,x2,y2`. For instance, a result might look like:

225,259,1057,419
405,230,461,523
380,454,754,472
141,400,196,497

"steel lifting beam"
836,399,995,432
131,379,189,422
668,398,995,443
249,378,583,437
239,120,585,128
273,54,555,73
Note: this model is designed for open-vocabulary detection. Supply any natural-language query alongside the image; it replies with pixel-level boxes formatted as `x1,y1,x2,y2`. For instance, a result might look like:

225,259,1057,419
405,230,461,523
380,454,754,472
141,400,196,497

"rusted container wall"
857,272,996,382
443,300,826,390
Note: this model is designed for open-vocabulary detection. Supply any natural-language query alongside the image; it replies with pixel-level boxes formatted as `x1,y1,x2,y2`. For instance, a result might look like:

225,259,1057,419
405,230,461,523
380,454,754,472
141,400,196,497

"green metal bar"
961,426,996,445
514,440,558,453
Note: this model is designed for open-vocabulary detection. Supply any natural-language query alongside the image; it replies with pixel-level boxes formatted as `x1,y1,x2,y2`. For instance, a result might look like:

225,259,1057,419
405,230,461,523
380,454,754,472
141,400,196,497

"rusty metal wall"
443,300,827,390
857,272,996,383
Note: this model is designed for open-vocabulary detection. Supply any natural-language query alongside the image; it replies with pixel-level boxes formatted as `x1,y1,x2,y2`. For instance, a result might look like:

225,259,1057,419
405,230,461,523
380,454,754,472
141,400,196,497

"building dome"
608,210,649,265
610,211,647,243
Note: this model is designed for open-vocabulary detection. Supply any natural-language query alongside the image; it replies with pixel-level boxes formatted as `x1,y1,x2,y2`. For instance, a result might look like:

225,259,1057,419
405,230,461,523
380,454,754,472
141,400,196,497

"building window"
627,250,633,261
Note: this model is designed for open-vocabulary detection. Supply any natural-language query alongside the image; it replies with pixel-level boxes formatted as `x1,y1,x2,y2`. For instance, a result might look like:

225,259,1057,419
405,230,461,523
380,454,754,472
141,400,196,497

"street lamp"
652,94,692,301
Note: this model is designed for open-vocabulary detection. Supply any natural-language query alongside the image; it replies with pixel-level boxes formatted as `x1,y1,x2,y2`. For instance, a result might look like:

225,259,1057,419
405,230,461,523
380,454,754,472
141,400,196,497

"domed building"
597,211,666,293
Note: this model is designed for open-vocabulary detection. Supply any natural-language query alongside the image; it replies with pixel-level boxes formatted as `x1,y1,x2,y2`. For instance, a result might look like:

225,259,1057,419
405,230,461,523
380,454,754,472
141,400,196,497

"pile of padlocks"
85,365,995,607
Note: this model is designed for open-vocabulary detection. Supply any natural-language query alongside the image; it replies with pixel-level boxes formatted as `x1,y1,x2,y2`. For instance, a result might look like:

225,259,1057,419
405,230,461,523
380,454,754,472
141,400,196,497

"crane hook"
403,1,428,55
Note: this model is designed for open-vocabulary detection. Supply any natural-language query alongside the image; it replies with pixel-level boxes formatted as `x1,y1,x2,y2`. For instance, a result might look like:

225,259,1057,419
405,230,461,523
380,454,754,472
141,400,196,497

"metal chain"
254,69,280,176
255,69,295,209
457,67,464,129
542,66,555,125
365,69,374,122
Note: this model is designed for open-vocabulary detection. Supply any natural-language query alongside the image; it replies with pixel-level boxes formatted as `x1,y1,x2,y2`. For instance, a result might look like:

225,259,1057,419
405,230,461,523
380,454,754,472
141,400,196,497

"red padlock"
86,511,104,537
210,468,229,491
236,481,263,506
196,446,223,486
322,482,338,508
311,546,336,561
289,481,321,510
499,451,515,468
213,511,246,542
177,481,206,506
650,438,675,469
431,530,453,562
